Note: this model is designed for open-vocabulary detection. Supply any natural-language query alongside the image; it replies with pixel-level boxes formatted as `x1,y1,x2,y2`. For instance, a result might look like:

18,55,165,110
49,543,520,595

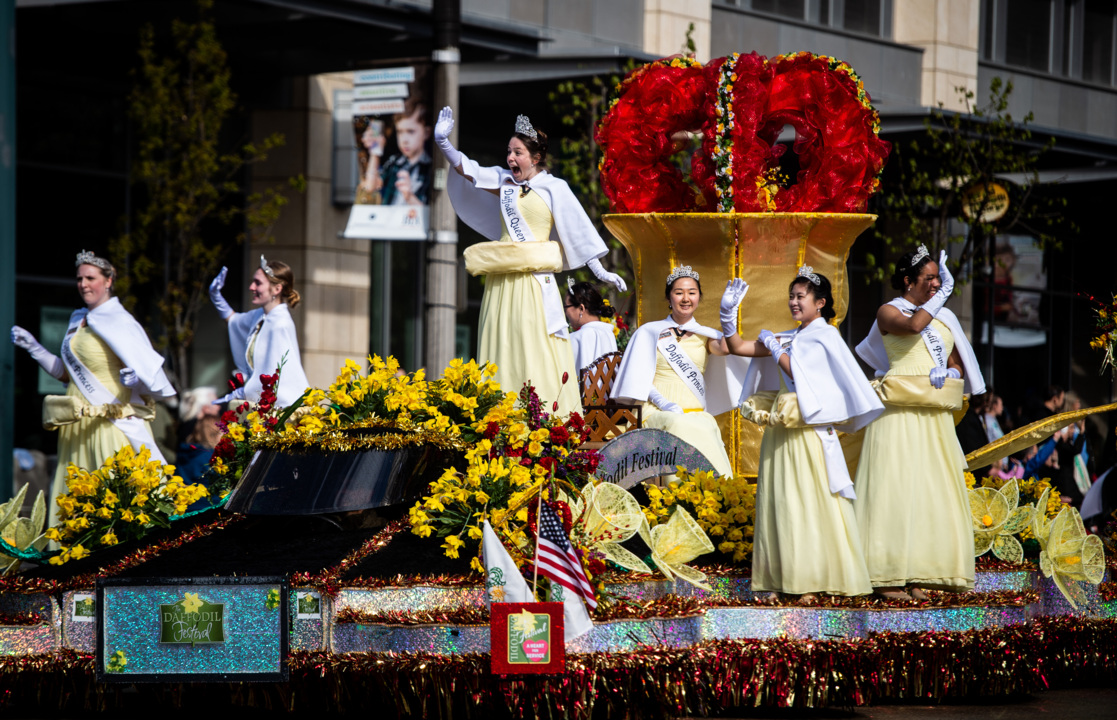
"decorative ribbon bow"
637,505,715,590
969,479,1034,564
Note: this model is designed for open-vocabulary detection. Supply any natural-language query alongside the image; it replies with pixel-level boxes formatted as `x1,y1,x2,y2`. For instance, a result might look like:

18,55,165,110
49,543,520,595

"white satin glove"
209,266,234,320
719,279,749,336
433,106,462,168
11,326,65,380
758,329,786,362
586,258,627,293
214,387,247,405
928,366,960,389
648,387,682,414
920,250,955,318
119,368,139,388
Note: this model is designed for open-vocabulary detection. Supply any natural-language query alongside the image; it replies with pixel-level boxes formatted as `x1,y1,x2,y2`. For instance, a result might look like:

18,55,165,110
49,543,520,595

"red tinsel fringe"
290,517,410,597
0,618,1113,716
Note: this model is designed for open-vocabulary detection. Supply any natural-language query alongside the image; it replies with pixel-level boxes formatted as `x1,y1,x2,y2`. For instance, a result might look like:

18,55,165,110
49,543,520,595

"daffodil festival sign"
97,577,288,682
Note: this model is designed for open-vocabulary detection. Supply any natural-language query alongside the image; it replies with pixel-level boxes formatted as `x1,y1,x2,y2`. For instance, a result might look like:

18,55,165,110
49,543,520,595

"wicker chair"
578,351,641,444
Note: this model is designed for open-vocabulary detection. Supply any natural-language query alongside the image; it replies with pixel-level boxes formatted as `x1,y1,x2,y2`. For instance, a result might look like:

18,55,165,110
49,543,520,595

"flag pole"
531,484,543,601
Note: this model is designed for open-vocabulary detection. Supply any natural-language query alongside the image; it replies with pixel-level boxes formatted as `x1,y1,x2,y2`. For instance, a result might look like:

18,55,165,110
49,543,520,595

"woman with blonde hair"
208,256,310,408
11,250,175,510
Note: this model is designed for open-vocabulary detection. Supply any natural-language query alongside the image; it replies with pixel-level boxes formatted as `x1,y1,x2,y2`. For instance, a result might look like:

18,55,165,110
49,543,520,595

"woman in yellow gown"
854,246,985,599
724,271,882,600
434,107,626,416
611,267,734,478
11,251,175,513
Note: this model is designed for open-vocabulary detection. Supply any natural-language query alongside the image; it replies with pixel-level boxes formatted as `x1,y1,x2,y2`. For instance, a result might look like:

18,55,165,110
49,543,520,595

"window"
716,0,891,39
983,0,1117,86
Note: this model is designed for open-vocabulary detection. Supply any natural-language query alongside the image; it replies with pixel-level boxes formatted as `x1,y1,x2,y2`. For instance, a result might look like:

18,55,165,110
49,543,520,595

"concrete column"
893,0,981,111
643,0,711,61
425,0,461,378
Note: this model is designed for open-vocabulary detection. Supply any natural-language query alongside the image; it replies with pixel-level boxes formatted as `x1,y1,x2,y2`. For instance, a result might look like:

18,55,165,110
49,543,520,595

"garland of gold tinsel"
0,514,245,595
252,425,465,454
3,619,1113,715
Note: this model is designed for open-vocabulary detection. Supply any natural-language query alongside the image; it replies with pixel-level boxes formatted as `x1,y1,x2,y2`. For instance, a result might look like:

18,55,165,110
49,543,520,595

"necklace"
519,184,532,198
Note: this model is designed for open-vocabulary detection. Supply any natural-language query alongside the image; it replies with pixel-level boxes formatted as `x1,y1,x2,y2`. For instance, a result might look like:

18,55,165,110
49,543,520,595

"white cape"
610,317,722,405
448,153,608,270
228,303,310,408
570,321,618,372
855,300,986,396
71,297,175,399
741,317,883,433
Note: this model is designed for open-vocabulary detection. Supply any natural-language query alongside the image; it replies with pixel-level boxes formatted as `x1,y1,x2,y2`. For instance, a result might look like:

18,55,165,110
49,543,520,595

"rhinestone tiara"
514,114,538,140
75,250,114,275
797,265,821,285
666,265,700,285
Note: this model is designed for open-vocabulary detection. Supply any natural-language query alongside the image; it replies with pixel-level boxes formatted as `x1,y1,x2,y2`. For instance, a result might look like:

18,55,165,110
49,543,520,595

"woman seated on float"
720,268,883,602
610,266,734,478
565,279,618,373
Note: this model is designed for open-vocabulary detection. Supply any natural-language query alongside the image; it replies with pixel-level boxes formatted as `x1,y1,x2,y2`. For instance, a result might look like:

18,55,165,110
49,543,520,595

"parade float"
0,52,1114,718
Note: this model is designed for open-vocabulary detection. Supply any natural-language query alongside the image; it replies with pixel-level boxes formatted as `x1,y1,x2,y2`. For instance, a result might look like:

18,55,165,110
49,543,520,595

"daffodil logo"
159,592,225,645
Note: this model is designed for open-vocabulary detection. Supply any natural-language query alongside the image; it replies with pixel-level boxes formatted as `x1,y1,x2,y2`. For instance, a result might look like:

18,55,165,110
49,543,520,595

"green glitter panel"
98,578,286,681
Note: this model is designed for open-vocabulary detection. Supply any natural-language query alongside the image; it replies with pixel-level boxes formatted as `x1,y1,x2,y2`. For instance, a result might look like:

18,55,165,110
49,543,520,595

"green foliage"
109,0,304,387
870,78,1071,283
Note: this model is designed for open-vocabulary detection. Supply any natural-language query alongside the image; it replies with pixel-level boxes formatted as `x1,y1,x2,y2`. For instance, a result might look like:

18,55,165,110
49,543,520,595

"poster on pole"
343,65,433,240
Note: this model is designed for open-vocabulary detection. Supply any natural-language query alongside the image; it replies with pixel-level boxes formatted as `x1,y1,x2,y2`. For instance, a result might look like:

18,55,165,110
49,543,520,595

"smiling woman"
10,250,176,515
432,106,626,417
208,255,310,409
854,245,987,600
610,266,734,478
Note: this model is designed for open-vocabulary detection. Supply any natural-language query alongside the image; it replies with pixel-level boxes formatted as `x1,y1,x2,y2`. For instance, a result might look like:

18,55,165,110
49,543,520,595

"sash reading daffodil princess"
610,267,734,478
853,245,985,600
721,268,883,602
433,107,626,416
11,251,176,514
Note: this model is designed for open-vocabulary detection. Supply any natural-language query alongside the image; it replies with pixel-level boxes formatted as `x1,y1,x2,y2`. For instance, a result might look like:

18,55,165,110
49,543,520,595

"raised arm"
433,106,463,175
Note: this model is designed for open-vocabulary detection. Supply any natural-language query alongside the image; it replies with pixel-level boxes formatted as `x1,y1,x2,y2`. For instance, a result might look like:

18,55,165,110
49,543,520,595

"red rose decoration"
483,421,500,440
213,437,236,461
549,426,571,445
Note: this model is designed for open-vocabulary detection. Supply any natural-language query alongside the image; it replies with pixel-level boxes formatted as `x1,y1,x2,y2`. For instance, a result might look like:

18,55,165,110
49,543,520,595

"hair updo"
567,281,615,318
790,272,836,321
891,249,935,291
263,260,301,310
513,128,549,170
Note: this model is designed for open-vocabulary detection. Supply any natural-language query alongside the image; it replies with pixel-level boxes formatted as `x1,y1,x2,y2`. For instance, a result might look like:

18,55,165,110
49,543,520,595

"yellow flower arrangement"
642,468,756,563
47,445,209,565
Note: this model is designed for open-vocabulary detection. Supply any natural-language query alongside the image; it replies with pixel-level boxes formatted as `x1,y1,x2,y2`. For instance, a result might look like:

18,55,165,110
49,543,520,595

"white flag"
550,577,594,642
482,521,533,607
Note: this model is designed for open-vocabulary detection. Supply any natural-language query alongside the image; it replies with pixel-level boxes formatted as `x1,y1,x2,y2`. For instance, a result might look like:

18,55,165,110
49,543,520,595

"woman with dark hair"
433,107,625,416
208,255,310,408
565,280,618,371
610,267,734,477
722,269,882,600
11,250,175,511
854,245,985,599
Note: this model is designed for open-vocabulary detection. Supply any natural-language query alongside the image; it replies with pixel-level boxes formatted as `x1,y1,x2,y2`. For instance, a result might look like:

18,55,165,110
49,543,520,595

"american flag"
533,502,597,609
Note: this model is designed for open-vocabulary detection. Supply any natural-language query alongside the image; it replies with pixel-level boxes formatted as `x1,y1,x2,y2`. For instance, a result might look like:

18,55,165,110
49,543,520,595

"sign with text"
97,577,287,682
595,428,716,488
344,63,433,240
490,602,564,675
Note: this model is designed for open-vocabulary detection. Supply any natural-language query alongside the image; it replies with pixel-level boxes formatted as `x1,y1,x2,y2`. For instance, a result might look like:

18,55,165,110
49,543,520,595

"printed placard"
72,593,95,623
295,591,322,619
490,602,564,675
97,576,287,682
158,592,225,644
594,428,716,487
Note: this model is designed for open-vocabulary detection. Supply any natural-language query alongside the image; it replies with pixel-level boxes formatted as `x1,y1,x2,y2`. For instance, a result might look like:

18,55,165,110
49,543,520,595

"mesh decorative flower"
567,482,653,575
1032,489,1105,609
637,506,715,590
969,479,1034,564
